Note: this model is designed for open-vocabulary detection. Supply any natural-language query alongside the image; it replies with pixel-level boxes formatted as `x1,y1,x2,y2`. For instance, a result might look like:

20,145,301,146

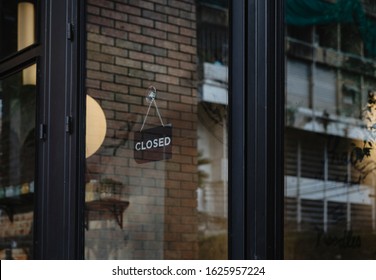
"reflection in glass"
0,0,36,60
285,0,376,259
84,0,228,259
0,65,36,259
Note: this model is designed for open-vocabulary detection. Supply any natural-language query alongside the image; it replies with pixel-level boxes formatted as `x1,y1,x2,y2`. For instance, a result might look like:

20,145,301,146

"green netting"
286,0,376,57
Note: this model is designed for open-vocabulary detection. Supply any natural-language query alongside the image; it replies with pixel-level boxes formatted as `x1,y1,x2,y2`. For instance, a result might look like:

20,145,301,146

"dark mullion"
245,0,285,259
229,0,247,260
0,46,42,75
76,0,87,260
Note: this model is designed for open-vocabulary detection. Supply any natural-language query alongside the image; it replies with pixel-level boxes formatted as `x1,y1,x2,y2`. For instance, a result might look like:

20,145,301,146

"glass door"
0,0,39,260
0,64,37,259
84,0,229,259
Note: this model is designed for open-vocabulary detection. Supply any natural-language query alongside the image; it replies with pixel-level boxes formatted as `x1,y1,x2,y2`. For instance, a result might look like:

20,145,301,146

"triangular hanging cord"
140,86,165,131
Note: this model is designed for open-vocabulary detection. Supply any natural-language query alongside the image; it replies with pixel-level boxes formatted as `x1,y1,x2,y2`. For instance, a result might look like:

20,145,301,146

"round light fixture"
86,95,107,158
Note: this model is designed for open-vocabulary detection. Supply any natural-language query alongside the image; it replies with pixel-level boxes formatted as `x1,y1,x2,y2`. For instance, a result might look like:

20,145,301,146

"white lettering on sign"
135,137,171,151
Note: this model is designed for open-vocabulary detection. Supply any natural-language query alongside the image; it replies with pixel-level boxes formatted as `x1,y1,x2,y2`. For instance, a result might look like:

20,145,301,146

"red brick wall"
85,0,198,259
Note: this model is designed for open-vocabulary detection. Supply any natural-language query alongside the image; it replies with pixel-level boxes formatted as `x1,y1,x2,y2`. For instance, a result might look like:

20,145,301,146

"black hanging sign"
134,86,172,164
134,124,172,164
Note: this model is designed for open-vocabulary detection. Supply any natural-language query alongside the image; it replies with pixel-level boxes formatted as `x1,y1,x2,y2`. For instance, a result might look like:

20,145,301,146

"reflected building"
285,0,376,259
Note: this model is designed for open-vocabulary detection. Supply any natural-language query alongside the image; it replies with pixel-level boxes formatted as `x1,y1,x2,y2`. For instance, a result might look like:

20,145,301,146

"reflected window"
0,64,37,259
0,0,37,60
285,0,376,259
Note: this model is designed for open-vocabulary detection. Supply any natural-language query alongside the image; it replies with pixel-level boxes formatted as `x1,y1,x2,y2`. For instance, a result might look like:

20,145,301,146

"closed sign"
134,125,172,164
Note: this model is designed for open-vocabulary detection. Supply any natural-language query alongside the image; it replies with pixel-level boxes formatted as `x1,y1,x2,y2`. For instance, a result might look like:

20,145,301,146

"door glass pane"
0,64,37,259
0,0,37,60
84,0,229,259
285,0,376,259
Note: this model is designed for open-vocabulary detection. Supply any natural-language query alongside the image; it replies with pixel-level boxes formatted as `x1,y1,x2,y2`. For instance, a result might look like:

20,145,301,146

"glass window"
285,0,376,259
0,0,37,60
0,64,37,259
84,0,228,259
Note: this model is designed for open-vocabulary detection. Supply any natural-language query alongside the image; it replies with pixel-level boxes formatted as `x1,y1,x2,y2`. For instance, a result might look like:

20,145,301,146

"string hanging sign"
134,86,172,164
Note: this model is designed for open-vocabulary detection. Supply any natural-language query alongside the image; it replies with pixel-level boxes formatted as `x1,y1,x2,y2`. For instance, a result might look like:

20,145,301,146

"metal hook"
146,86,157,103
140,85,165,131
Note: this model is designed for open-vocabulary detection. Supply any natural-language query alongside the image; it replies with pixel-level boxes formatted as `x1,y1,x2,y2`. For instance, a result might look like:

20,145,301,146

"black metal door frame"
34,0,83,259
229,0,285,259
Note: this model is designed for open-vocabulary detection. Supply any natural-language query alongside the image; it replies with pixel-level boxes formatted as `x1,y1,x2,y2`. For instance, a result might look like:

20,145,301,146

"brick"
179,61,197,71
179,27,195,38
170,16,194,29
129,33,154,45
172,119,192,129
86,41,100,51
181,163,198,173
115,93,143,105
142,45,167,57
101,63,127,75
115,21,142,33
142,10,168,23
156,74,179,85
101,45,127,57
87,32,114,45
168,0,193,12
89,0,114,9
101,82,129,94
168,67,191,78
86,78,100,89
115,3,142,16
87,69,114,82
179,10,196,21
155,21,179,34
168,33,191,44
168,206,195,218
102,100,130,113
87,23,100,33
168,85,191,95
116,75,142,87
115,166,142,176
87,5,100,15
141,81,168,92
168,50,191,62
168,188,194,198
86,60,100,70
149,0,168,5
87,50,114,63
128,68,155,80
129,15,154,28
116,57,141,69
180,44,196,55
155,39,179,51
168,241,193,251
129,0,155,10
142,63,167,74
101,9,128,21
87,14,114,28
86,88,114,101
142,27,167,40
155,4,179,16
168,101,192,112
180,95,196,105
129,50,155,63
101,27,128,39
155,56,179,68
